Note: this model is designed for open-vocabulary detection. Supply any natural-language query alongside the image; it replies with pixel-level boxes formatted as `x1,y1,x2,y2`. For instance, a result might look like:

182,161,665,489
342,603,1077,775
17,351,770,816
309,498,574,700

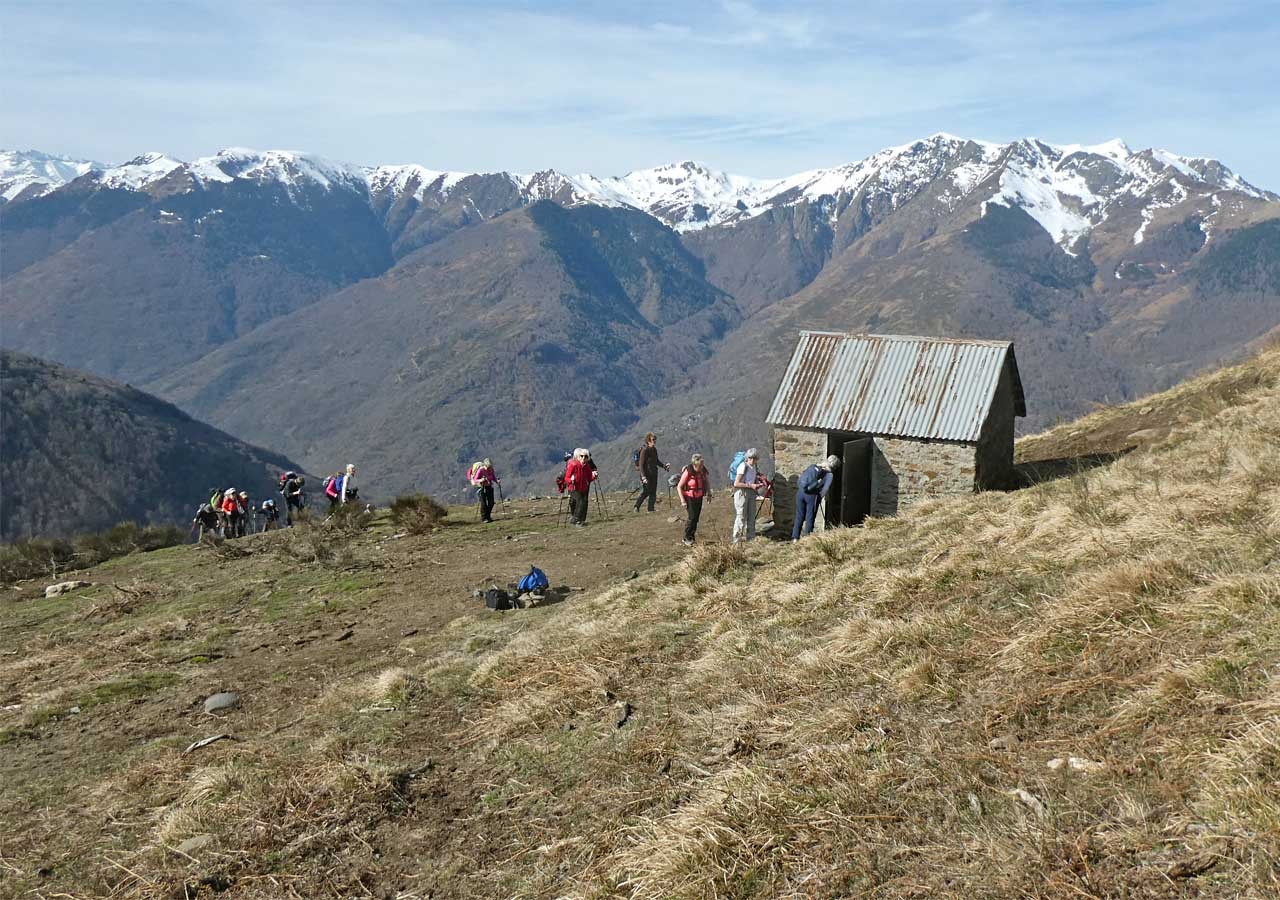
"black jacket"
638,445,665,477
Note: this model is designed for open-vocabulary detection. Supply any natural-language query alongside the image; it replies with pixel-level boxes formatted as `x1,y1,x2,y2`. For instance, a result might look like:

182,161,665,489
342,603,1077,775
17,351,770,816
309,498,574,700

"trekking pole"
497,482,510,519
594,481,610,521
557,494,566,528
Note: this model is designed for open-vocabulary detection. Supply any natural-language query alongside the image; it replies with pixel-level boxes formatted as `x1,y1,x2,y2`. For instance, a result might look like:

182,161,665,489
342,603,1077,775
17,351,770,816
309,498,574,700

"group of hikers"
190,464,359,540
190,435,844,548
545,433,842,546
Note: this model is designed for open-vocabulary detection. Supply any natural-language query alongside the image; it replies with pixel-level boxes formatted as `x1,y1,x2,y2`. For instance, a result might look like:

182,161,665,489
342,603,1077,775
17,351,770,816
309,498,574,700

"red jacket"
564,458,596,493
221,496,238,515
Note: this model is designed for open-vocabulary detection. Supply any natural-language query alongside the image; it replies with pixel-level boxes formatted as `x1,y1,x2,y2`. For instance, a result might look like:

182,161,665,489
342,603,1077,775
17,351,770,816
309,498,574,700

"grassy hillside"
3,347,1279,897
0,351,304,539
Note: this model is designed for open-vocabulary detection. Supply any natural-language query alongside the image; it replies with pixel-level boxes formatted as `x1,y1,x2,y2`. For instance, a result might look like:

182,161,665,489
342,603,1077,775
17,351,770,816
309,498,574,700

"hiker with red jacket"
564,448,597,526
677,453,713,545
221,489,241,538
633,432,671,513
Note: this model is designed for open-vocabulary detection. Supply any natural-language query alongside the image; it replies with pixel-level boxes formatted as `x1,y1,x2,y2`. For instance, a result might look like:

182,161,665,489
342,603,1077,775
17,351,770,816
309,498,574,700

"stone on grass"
203,692,240,714
988,735,1019,751
45,580,92,598
1047,756,1105,774
176,834,214,855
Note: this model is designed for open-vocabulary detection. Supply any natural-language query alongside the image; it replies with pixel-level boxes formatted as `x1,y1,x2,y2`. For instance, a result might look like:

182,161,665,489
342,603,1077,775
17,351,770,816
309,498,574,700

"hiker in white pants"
732,448,764,543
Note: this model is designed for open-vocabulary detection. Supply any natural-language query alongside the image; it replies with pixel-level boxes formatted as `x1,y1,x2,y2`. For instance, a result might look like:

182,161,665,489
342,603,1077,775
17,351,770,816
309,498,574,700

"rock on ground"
45,581,92,598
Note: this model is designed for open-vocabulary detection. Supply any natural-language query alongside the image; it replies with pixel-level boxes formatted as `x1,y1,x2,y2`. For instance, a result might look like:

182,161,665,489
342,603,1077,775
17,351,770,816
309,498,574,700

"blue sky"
2,0,1277,187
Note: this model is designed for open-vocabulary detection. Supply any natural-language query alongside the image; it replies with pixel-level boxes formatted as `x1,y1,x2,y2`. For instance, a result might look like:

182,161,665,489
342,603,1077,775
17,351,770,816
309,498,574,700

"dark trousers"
683,496,703,542
284,494,302,525
635,476,659,511
793,492,820,539
569,489,590,524
478,484,495,521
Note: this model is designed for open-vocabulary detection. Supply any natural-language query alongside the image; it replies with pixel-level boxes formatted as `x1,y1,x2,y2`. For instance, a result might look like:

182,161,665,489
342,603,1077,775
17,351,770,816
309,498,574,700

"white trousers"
733,489,758,543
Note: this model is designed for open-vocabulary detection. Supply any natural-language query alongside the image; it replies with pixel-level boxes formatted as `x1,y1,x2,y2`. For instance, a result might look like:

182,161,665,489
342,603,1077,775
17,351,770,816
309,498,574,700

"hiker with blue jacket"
792,455,841,540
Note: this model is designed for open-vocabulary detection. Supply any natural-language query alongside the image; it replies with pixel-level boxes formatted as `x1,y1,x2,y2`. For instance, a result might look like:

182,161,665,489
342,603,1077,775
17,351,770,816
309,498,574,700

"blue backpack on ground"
727,450,748,483
518,566,549,594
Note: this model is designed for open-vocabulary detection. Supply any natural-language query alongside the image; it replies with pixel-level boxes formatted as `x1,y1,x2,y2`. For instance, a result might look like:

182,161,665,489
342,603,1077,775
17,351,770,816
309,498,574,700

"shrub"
0,522,185,583
388,493,449,534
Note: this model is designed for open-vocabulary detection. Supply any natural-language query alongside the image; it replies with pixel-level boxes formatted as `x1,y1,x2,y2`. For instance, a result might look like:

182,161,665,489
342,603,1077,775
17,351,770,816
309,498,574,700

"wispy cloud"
1,0,1276,187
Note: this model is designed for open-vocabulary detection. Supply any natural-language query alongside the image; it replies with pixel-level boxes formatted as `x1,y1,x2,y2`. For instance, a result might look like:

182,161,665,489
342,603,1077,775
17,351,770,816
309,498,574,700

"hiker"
677,453,712,546
564,448,597,526
220,489,242,538
280,472,304,525
731,448,765,544
792,455,841,540
260,498,280,532
340,464,357,503
236,491,251,537
633,432,671,513
324,472,343,509
469,458,500,523
192,504,219,541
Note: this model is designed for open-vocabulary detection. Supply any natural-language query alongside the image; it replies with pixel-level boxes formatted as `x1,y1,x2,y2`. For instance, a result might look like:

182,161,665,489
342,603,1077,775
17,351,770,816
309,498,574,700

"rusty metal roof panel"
765,332,1021,442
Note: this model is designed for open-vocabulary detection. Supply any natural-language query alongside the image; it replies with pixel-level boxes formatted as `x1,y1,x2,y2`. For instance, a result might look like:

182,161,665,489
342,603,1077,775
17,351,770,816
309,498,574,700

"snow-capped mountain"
13,136,1270,251
0,149,102,201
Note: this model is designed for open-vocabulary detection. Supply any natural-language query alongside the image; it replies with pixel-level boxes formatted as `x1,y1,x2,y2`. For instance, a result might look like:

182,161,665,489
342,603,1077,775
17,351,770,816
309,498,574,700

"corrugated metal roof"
766,332,1026,442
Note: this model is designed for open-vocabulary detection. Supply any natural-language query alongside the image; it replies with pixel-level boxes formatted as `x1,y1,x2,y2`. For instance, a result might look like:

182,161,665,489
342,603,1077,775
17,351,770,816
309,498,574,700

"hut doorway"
824,432,873,527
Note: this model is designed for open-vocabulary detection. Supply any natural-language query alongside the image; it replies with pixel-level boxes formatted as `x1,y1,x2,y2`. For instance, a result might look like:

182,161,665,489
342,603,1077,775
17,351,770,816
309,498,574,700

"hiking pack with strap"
517,566,549,594
323,475,338,496
632,447,642,468
798,464,825,495
727,450,748,483
485,586,513,611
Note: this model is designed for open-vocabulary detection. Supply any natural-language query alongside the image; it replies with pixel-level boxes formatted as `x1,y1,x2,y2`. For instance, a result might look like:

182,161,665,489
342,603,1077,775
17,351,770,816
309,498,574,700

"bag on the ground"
518,566,549,594
485,586,513,611
727,450,748,483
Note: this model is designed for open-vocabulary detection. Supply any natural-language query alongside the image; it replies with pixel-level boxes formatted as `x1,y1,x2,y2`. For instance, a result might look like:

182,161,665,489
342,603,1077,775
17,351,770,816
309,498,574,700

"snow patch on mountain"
0,149,102,200
98,153,184,189
190,149,367,194
366,164,469,201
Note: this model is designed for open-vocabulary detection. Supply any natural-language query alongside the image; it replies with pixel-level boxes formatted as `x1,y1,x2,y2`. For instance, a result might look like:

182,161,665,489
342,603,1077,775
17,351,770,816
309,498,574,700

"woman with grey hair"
792,454,841,540
731,448,765,543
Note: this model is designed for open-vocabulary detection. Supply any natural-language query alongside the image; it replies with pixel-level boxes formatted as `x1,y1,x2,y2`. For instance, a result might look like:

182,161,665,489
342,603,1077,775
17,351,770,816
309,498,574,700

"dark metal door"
841,438,872,526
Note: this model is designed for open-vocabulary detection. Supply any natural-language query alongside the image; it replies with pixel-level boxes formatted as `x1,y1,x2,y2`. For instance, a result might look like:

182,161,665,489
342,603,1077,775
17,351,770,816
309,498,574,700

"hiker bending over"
192,504,219,541
260,498,280,532
565,448,597,526
678,453,712,546
279,472,304,525
469,458,501,523
731,449,765,544
792,455,840,540
633,432,670,513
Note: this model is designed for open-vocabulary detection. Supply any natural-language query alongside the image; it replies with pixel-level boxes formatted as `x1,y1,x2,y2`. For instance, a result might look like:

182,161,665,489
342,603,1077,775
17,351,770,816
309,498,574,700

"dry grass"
8,347,1280,897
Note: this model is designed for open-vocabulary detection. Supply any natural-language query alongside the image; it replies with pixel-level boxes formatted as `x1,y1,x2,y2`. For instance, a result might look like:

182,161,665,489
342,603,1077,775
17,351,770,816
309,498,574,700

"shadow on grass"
1013,449,1133,488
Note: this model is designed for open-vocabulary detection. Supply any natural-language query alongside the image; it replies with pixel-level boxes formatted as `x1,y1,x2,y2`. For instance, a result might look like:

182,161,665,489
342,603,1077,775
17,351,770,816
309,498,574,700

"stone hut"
767,331,1025,533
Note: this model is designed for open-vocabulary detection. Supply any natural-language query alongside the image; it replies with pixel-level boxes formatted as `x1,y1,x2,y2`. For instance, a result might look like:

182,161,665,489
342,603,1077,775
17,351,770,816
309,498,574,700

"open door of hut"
840,437,873,526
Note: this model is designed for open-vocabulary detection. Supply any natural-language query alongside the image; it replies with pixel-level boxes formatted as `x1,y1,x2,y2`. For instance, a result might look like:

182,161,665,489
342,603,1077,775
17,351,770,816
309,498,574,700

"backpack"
517,566,549,594
632,447,642,469
798,464,824,495
323,475,338,497
727,450,748,483
485,586,513,611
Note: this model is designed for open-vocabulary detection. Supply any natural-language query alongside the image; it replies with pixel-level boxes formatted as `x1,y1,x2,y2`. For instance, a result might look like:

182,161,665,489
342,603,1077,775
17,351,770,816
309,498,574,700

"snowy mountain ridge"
5,136,1274,249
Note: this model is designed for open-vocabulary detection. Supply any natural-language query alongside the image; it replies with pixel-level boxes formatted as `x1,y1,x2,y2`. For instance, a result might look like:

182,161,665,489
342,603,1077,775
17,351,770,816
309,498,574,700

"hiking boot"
681,539,694,546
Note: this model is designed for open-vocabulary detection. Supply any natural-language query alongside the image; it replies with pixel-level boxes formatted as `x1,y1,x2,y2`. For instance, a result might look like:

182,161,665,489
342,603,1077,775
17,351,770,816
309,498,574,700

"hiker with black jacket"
792,455,841,540
677,453,712,545
280,472,304,526
633,432,670,513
